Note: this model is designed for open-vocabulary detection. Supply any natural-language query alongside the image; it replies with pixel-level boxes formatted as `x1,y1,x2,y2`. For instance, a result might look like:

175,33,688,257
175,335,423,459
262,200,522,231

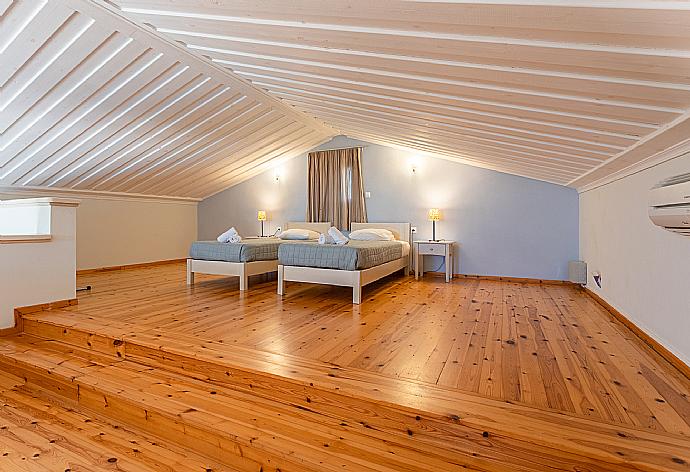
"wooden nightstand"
414,240,455,283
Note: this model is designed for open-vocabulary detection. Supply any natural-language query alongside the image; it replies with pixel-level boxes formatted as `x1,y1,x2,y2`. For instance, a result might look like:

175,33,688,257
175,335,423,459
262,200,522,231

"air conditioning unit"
649,172,690,236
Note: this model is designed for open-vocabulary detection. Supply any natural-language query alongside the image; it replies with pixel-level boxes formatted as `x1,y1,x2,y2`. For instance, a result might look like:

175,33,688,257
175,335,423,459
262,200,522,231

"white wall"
1,192,198,270
580,151,690,366
0,200,78,328
199,136,579,280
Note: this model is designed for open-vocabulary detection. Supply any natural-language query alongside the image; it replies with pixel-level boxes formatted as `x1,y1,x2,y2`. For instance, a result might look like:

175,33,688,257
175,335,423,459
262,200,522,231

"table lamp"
258,210,267,237
428,208,441,241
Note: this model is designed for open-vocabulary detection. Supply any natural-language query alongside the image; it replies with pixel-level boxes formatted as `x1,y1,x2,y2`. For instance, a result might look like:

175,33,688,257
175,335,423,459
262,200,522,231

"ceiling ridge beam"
75,0,336,136
122,7,690,58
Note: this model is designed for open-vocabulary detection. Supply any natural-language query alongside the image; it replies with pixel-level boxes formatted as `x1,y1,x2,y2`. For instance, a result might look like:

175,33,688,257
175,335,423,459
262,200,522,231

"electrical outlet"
411,226,417,233
365,191,371,198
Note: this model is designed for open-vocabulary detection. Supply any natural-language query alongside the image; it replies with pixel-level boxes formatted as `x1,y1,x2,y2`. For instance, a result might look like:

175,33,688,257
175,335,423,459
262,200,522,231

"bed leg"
239,266,248,291
277,265,285,296
353,273,362,304
186,259,194,285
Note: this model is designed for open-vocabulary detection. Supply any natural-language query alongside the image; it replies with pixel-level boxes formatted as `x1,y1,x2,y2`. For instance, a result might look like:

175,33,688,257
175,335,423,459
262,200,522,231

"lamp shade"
257,210,267,221
428,208,441,221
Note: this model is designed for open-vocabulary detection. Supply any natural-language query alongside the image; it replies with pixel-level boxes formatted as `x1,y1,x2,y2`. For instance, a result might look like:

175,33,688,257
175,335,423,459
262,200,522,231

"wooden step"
16,311,690,471
0,334,537,472
0,370,232,471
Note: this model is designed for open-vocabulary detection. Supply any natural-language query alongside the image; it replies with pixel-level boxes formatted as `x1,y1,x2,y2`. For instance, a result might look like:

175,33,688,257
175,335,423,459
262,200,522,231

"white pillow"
278,228,320,240
349,228,395,241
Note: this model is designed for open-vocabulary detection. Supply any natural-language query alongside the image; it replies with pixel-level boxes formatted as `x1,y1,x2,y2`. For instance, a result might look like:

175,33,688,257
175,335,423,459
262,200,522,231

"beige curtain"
307,147,367,230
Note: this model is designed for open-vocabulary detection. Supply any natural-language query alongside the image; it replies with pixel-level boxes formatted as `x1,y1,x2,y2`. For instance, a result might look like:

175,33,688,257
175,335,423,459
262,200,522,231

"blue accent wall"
199,136,579,280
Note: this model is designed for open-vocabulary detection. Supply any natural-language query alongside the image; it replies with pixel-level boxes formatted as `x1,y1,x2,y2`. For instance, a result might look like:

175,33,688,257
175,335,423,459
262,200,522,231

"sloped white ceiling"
111,0,690,188
0,0,335,199
4,1,690,198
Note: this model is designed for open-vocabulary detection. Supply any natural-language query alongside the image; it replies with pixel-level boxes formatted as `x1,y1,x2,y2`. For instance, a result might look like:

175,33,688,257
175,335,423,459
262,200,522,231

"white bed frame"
277,222,411,304
187,222,331,291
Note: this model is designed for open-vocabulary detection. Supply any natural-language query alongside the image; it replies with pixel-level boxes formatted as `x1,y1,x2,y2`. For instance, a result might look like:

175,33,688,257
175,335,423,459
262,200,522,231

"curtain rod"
311,145,367,153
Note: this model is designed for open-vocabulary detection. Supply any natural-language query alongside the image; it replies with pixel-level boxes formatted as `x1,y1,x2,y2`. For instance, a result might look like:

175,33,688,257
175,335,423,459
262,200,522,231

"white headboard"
285,221,331,233
351,222,411,244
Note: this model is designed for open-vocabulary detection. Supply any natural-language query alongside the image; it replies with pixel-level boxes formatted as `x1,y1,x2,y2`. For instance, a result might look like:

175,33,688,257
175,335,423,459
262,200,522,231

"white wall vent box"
568,261,587,284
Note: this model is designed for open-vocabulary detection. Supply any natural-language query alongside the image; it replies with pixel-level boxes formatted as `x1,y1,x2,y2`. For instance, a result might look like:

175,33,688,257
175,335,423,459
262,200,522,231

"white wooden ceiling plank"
70,79,226,188
112,1,690,46
151,115,305,195
340,133,577,183
65,75,219,189
0,0,47,55
0,17,110,135
291,101,603,164
97,92,246,191
272,88,624,153
318,115,590,174
183,38,690,107
24,64,198,187
0,2,73,87
1,50,173,183
284,95,614,162
337,128,575,183
209,131,337,197
145,111,294,195
64,0,335,135
129,14,690,78
190,129,333,198
109,96,260,192
322,123,591,173
86,84,234,189
248,76,643,144
132,105,278,194
215,54,682,114
223,61,681,125
0,1,13,17
178,125,320,197
121,101,269,193
0,40,150,169
237,69,655,137
570,113,690,188
180,30,690,90
228,67,659,135
164,40,690,91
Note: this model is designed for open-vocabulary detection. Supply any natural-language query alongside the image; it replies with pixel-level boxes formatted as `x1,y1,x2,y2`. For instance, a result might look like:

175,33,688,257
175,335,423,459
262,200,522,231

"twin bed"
187,221,411,304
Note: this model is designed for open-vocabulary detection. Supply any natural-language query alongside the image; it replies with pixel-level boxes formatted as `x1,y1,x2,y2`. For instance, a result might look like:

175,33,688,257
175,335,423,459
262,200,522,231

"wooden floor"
3,262,690,470
62,263,690,435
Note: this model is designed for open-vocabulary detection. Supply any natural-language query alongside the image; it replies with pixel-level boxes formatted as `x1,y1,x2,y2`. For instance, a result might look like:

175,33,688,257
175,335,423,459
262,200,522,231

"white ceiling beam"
121,7,690,58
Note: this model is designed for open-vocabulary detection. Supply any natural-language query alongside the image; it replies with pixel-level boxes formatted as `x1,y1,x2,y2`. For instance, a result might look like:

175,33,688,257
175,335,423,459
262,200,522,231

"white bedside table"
414,240,455,283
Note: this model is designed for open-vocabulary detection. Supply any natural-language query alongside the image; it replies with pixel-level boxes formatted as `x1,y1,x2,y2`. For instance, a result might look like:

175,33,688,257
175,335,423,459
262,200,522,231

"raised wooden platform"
0,262,689,470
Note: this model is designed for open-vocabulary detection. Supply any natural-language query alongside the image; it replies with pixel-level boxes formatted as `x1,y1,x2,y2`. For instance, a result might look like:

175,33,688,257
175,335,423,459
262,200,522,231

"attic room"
0,1,689,470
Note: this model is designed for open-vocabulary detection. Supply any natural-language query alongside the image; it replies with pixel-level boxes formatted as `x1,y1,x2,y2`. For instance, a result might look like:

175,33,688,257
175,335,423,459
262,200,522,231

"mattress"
278,240,409,271
189,238,282,263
